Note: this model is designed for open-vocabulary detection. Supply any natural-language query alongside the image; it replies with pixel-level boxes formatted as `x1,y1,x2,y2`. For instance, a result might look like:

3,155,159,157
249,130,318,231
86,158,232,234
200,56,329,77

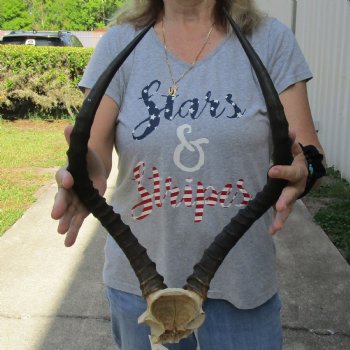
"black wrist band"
298,144,326,198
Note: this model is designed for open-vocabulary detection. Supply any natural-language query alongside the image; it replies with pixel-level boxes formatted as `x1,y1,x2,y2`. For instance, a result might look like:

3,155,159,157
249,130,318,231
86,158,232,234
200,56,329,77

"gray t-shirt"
79,17,312,309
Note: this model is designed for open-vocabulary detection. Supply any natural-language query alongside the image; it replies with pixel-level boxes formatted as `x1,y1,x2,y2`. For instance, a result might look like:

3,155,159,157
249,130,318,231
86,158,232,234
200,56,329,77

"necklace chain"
161,20,214,97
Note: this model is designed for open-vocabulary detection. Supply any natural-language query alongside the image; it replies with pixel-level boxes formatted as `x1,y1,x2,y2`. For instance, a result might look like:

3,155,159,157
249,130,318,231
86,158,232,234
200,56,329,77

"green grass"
308,167,350,261
0,119,70,236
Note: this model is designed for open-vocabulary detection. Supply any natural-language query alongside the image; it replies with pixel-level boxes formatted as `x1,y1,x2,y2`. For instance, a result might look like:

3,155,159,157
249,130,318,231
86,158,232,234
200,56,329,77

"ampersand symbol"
173,124,209,172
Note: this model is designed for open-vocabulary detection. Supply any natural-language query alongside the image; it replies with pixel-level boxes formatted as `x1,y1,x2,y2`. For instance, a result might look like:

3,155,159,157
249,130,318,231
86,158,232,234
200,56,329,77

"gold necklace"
161,20,214,97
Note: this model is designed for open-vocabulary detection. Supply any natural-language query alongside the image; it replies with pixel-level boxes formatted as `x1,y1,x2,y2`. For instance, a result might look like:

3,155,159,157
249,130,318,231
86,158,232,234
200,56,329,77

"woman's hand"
51,125,108,247
268,130,308,235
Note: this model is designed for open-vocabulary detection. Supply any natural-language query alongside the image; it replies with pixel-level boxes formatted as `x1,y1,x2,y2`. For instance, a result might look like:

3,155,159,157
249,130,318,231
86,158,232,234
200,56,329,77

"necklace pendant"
168,85,177,97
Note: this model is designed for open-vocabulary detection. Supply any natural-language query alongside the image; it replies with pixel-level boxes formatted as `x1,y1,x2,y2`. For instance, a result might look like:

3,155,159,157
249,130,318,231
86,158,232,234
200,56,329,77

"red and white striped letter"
131,162,153,220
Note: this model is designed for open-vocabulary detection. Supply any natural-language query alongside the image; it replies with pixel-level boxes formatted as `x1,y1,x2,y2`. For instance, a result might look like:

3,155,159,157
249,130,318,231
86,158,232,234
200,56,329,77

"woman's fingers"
52,162,88,246
269,203,294,235
269,185,295,235
54,194,88,247
268,155,307,182
56,196,78,233
51,189,69,220
267,170,305,235
267,129,308,234
55,166,74,189
64,211,87,247
64,124,73,144
51,125,93,247
55,193,88,246
51,169,74,220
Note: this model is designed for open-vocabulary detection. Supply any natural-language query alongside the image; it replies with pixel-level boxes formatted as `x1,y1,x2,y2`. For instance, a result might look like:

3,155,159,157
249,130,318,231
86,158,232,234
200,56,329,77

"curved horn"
67,22,167,298
183,10,293,299
67,12,293,302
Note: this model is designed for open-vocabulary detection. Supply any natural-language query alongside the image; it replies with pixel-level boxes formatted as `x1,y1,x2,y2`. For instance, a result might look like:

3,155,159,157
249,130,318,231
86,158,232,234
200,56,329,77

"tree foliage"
0,0,32,30
0,0,126,31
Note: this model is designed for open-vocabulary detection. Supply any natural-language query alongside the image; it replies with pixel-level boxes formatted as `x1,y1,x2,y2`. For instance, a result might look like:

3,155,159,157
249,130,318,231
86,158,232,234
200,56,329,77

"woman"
52,0,325,349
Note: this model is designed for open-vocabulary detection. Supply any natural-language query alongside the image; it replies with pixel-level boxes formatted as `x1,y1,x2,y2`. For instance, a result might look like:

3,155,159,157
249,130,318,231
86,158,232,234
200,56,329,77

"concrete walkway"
1,161,350,349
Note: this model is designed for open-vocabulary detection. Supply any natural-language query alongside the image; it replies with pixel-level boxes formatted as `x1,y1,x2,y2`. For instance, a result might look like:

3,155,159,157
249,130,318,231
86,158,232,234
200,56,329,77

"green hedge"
0,45,93,118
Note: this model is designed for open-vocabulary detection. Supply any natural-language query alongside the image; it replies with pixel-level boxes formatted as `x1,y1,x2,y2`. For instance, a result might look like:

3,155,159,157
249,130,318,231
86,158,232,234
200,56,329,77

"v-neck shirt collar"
149,26,233,69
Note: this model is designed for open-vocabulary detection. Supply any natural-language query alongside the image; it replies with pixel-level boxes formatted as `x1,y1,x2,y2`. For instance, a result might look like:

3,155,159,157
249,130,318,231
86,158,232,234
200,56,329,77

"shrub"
0,45,93,118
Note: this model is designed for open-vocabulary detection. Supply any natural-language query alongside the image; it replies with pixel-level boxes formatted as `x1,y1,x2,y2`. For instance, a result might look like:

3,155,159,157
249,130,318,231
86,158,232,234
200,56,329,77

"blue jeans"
106,287,282,350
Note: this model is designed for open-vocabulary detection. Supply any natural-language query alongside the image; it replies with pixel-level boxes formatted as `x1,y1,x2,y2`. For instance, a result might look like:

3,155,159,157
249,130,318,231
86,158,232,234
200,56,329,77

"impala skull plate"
138,288,205,344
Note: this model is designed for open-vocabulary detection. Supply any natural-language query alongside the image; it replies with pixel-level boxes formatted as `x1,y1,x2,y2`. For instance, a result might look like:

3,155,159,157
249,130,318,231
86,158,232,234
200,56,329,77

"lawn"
0,119,70,236
304,168,350,262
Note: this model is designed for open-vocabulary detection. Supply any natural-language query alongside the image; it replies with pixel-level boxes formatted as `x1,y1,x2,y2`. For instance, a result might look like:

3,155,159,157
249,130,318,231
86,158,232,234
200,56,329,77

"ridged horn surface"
67,22,167,298
183,10,293,299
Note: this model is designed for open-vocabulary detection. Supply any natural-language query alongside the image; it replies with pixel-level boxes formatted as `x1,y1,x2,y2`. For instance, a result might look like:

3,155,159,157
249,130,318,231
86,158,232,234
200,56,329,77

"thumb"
64,125,74,145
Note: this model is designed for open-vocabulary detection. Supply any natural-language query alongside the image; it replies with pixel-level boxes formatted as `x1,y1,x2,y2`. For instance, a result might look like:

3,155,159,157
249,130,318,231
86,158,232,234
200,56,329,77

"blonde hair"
109,0,264,34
